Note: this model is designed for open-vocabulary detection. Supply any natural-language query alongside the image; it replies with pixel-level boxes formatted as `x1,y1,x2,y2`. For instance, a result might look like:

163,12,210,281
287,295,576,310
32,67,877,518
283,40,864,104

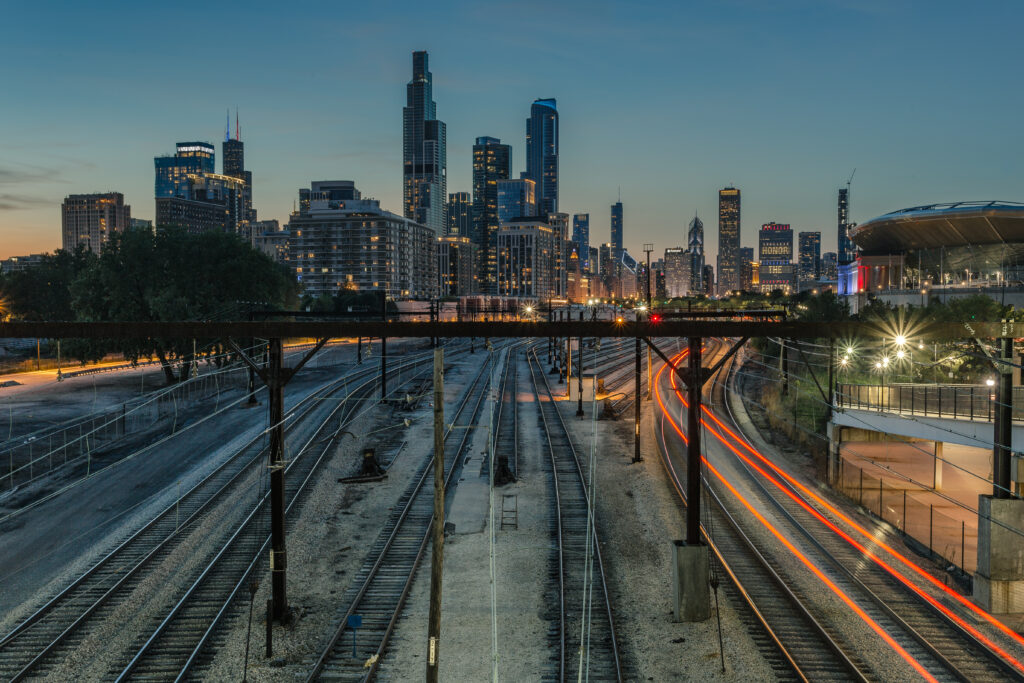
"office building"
548,212,570,296
739,246,755,291
254,220,289,264
664,247,690,298
288,180,437,299
758,222,794,293
703,265,715,297
403,51,447,234
0,254,46,274
61,192,131,254
496,178,536,224
718,187,741,294
155,172,247,235
572,214,590,269
472,136,511,293
129,218,153,231
688,215,705,293
821,251,838,281
588,246,599,277
523,98,558,215
447,191,471,236
798,231,822,289
610,202,623,257
838,187,854,264
496,217,557,299
653,260,667,300
222,112,256,235
438,235,476,297
155,142,215,199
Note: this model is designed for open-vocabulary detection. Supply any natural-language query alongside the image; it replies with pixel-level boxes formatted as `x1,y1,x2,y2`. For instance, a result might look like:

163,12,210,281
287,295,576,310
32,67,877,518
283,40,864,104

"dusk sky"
1,0,1021,262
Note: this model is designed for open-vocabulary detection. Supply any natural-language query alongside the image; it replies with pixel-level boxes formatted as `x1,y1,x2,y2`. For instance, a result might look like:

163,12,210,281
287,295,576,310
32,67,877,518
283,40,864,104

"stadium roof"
850,201,1024,253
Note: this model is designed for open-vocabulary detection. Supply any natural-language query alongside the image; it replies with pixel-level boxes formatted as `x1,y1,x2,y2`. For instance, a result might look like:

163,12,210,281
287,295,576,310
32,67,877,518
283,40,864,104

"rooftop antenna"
236,108,240,141
225,109,230,142
617,186,621,202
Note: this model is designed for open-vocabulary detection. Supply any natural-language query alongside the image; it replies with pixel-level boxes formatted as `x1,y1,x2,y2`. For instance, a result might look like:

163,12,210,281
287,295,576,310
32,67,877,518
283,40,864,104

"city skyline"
2,1,1022,262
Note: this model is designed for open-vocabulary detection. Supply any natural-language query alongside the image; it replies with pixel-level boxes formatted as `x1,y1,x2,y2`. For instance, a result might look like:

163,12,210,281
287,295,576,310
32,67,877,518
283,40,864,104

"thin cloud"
0,193,53,211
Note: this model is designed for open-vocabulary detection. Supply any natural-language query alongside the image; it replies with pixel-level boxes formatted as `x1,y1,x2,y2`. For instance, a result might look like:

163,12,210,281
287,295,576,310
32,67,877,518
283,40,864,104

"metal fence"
836,382,1024,422
836,458,974,574
1,365,249,491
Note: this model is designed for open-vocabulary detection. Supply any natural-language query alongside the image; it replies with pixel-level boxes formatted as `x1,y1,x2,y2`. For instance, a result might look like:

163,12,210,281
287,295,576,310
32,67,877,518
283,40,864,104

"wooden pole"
426,348,445,682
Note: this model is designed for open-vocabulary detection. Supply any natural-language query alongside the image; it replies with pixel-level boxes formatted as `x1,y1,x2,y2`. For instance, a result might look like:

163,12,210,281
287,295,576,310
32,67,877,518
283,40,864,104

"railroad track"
654,341,871,682
110,345,456,681
492,346,519,484
0,343,448,681
526,347,624,683
714,346,1024,682
306,345,499,681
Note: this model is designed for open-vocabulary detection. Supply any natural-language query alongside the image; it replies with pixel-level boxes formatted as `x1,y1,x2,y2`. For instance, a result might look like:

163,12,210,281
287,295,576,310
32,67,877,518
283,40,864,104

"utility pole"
686,336,703,544
643,246,654,402
577,310,585,417
426,348,445,682
634,335,642,463
381,337,388,402
267,338,288,622
995,334,1013,498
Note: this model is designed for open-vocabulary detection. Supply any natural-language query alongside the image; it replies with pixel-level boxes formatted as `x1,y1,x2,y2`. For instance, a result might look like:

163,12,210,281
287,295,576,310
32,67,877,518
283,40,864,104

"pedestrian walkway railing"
836,458,975,575
836,382,1024,422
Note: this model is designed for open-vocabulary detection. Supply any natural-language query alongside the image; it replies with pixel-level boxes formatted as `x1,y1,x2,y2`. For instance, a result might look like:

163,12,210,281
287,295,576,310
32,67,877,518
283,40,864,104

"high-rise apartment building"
688,215,705,293
472,136,511,293
496,217,557,299
739,246,755,291
61,192,131,253
798,231,822,289
155,142,215,198
572,214,590,269
403,51,447,234
838,187,854,264
524,99,558,215
717,187,741,294
496,178,536,224
154,139,249,235
548,212,570,297
758,222,794,293
438,235,476,296
447,192,471,236
610,202,623,258
289,181,436,298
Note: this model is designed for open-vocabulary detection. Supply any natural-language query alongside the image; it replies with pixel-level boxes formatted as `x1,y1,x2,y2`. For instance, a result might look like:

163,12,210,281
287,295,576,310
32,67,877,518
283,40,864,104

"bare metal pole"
577,310,584,417
268,337,288,622
426,348,445,682
634,335,642,463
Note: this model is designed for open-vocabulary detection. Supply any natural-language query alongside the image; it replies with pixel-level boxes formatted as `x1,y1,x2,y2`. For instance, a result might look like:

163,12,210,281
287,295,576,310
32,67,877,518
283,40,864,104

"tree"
72,227,299,383
0,247,96,321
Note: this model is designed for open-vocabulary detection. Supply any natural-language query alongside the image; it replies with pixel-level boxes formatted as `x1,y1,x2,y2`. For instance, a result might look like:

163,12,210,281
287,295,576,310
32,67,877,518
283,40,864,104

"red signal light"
650,314,662,323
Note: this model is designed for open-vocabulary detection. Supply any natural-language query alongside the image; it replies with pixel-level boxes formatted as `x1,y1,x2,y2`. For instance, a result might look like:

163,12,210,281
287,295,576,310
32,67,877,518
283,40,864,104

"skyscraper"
496,178,536,224
447,192,471,236
403,51,447,234
222,111,255,238
572,213,590,269
798,231,821,289
155,142,215,198
524,99,558,215
664,247,690,297
610,202,623,258
821,251,839,281
62,192,131,254
739,246,755,291
688,215,704,293
154,140,246,235
472,136,511,293
718,187,741,294
838,187,853,264
758,222,794,293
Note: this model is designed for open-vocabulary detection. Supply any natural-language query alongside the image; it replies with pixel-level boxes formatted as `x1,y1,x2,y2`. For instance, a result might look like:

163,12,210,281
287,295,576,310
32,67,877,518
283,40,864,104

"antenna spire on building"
225,109,230,142
236,108,240,141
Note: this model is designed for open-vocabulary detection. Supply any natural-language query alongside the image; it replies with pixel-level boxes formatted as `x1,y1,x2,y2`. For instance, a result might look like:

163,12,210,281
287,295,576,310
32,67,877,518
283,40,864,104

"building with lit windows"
496,217,557,299
447,192,471,236
155,142,214,198
838,187,855,264
718,187,741,294
524,98,558,215
548,212,570,297
610,202,623,258
758,222,794,293
572,214,590,270
472,136,511,293
821,251,838,281
403,51,447,234
664,246,690,297
288,181,437,299
61,192,131,254
688,215,705,293
739,246,755,291
496,178,536,224
437,235,476,296
798,231,821,290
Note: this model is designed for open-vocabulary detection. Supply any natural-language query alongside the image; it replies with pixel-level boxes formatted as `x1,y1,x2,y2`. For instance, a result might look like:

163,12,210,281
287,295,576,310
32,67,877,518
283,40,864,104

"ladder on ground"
500,494,518,530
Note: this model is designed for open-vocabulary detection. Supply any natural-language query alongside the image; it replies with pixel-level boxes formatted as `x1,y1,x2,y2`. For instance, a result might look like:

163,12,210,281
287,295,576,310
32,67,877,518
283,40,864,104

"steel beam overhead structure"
0,320,1013,341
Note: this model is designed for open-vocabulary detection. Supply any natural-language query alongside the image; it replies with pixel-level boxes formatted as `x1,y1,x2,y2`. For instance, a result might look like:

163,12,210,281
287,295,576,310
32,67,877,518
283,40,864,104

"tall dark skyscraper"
838,187,854,264
222,111,255,233
472,136,511,293
717,187,741,294
572,213,590,267
610,202,623,258
403,51,446,234
759,222,795,292
688,215,705,293
447,191,471,236
798,231,821,289
524,98,558,215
